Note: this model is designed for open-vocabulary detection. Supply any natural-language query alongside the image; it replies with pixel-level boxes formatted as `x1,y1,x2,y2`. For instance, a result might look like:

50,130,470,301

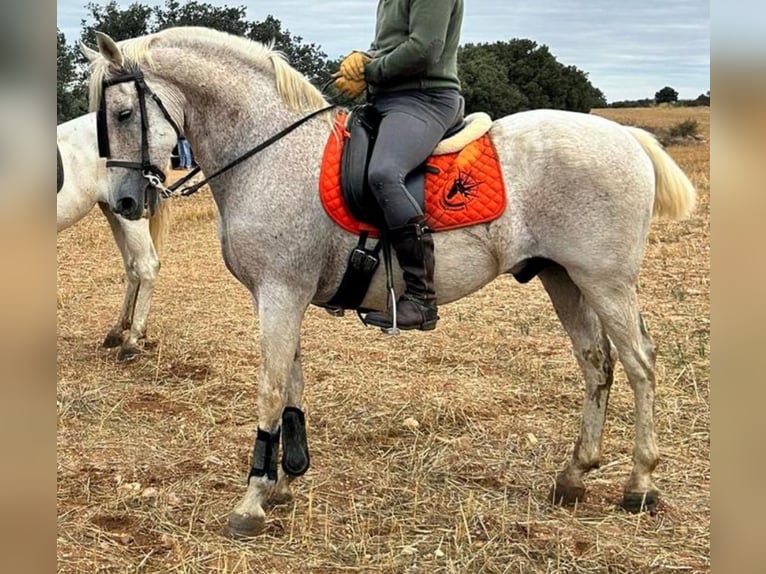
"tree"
81,2,334,86
458,40,606,118
79,1,154,47
694,90,710,106
154,0,249,36
57,28,75,122
59,2,158,123
248,15,331,84
458,46,524,118
59,1,338,121
607,98,654,108
655,86,679,105
57,28,88,123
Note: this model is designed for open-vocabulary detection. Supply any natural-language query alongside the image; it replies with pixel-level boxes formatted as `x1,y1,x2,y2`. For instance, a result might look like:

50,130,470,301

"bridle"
97,68,337,201
97,70,183,194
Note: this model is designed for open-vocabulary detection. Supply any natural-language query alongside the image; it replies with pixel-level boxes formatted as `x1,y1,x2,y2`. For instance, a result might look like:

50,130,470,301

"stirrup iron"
381,237,400,336
382,285,400,336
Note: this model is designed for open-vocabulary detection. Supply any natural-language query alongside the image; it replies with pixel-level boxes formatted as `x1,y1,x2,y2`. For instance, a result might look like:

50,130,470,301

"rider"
333,0,465,331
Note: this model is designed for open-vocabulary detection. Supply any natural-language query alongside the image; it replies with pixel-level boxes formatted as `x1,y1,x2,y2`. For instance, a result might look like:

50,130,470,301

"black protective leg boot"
365,217,439,331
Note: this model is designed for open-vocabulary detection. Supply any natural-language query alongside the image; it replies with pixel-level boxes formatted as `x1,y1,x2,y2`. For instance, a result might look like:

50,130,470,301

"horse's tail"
625,126,697,220
149,198,170,255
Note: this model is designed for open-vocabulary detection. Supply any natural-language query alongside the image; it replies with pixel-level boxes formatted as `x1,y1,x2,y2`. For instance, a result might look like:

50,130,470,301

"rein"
99,68,337,200
168,103,335,198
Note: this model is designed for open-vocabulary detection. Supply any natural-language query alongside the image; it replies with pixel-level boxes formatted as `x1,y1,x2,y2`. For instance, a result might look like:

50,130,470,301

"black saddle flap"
341,105,385,226
57,144,64,193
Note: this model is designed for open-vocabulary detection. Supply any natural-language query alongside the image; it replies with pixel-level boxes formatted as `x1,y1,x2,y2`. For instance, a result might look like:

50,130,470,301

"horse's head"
85,32,184,221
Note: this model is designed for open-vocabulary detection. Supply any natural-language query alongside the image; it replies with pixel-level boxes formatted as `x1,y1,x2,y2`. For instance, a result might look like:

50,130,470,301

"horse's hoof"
550,482,585,506
621,490,660,513
117,345,140,361
102,331,123,348
225,512,266,538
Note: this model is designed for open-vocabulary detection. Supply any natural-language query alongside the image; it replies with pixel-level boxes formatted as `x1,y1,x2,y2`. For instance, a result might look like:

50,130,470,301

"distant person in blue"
177,136,193,170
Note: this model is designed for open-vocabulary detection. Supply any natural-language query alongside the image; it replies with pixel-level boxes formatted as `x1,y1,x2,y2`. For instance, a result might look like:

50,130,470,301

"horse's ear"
79,41,100,63
95,31,123,67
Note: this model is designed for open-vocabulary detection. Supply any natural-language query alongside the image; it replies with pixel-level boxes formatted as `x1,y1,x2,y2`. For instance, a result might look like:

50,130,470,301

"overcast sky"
57,0,710,102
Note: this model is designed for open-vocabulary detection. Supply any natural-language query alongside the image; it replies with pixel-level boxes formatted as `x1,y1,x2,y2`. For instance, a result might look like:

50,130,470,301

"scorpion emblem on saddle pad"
440,168,483,211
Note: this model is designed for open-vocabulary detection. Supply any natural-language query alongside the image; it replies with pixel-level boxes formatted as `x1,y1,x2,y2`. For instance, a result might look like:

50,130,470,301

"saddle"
319,106,504,311
340,102,490,228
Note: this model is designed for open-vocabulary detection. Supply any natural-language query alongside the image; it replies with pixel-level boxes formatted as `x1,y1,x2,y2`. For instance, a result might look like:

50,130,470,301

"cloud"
57,0,709,101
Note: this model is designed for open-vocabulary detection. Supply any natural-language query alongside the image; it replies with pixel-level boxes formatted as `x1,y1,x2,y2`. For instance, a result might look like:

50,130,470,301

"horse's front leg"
117,220,160,360
226,287,309,537
99,204,140,350
269,342,309,506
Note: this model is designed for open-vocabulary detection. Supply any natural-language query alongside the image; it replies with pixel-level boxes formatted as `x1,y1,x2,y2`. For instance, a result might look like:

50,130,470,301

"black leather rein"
98,68,336,199
167,103,336,198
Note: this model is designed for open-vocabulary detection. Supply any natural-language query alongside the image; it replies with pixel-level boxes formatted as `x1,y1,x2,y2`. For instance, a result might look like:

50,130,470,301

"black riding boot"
365,217,438,331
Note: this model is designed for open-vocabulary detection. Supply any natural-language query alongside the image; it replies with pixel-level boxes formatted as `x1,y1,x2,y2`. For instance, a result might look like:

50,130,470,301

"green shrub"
668,119,699,138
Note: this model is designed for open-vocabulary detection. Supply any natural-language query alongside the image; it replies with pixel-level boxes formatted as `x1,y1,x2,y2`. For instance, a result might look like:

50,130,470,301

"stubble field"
57,106,710,573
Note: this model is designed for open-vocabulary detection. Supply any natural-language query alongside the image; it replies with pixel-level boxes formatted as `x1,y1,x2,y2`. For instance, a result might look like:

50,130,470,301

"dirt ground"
57,107,710,573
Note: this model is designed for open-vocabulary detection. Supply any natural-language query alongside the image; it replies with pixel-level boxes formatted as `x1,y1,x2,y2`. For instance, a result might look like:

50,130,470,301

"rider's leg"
365,89,462,330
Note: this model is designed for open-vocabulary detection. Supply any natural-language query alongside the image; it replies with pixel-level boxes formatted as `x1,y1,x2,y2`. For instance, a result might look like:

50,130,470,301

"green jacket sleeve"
365,0,455,85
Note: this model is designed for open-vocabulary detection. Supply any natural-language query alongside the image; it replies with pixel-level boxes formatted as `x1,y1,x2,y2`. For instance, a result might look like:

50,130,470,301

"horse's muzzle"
115,196,142,219
112,183,146,221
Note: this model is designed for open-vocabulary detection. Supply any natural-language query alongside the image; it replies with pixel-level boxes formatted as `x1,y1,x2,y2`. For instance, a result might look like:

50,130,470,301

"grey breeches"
368,88,463,228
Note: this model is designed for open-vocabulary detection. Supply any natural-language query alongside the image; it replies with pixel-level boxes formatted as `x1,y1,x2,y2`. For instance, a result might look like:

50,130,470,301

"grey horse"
57,111,172,359
86,27,695,537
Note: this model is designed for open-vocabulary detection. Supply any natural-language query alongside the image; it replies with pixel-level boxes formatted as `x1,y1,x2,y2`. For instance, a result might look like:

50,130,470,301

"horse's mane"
89,27,330,118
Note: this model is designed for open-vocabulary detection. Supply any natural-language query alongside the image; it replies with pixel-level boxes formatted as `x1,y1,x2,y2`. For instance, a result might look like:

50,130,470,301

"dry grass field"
57,106,710,573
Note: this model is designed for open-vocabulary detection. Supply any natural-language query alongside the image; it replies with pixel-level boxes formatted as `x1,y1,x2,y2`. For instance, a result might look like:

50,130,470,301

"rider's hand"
332,73,367,99
339,51,371,82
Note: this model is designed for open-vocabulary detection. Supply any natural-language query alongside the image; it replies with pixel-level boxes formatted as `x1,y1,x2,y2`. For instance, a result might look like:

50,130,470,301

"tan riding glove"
333,74,367,99
339,51,371,82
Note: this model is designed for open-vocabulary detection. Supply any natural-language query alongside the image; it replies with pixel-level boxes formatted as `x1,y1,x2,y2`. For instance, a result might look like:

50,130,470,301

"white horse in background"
57,112,171,359
87,27,696,537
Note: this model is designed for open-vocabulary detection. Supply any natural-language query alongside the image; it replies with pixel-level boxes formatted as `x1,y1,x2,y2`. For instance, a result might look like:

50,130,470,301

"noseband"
97,70,182,192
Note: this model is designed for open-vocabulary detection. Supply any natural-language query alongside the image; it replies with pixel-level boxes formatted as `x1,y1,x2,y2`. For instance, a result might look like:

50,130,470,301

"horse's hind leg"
540,266,617,505
572,271,660,512
226,286,308,537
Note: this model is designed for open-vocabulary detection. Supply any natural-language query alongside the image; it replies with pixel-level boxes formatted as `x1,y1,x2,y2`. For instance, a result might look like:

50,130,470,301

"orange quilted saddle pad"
319,113,506,237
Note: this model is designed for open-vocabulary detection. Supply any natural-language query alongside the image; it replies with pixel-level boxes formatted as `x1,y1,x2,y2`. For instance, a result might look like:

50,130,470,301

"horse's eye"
117,109,133,122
